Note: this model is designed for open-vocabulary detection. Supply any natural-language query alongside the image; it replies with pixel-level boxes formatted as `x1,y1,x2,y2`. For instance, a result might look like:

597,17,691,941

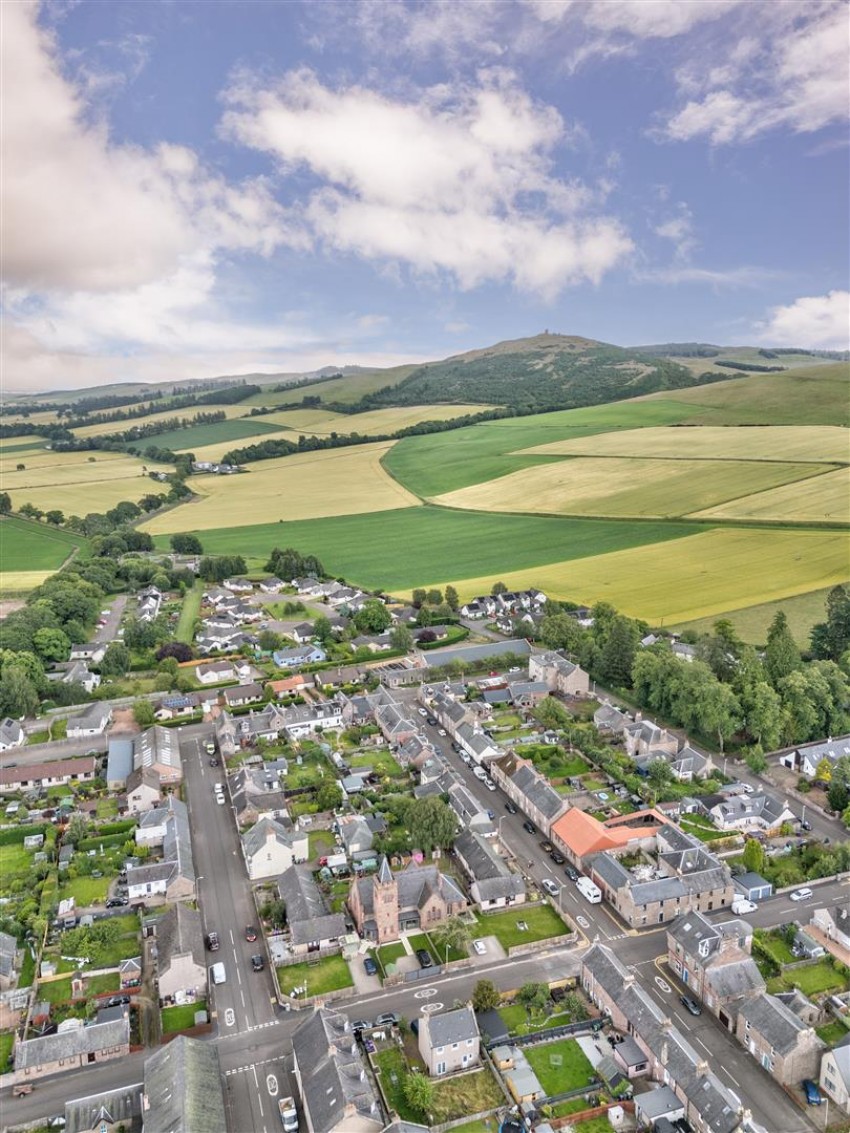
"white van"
211,962,226,985
732,897,757,915
576,876,603,904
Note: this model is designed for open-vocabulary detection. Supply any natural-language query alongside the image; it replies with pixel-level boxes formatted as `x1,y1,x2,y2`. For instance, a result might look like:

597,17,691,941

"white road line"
229,929,235,945
722,1067,740,1087
237,965,242,986
695,1037,711,1054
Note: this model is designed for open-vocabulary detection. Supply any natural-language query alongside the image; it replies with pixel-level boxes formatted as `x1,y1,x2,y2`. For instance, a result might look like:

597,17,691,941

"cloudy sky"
3,0,849,391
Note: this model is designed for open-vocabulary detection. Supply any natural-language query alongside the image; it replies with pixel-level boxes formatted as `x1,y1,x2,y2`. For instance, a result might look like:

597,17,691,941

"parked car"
550,850,566,865
106,897,128,908
426,716,437,726
245,926,258,941
539,840,554,853
375,1012,399,1027
484,777,497,791
363,956,378,976
564,866,579,882
504,801,518,814
523,820,536,834
250,954,265,971
206,932,220,951
410,1018,419,1035
472,765,488,781
472,939,486,955
415,948,433,968
437,728,447,737
790,887,813,901
802,1079,822,1105
680,995,702,1016
418,708,427,717
799,819,812,831
541,878,559,897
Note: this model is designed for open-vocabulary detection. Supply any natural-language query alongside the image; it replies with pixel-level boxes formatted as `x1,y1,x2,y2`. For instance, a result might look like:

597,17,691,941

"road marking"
695,1037,711,1054
722,1067,740,1087
654,976,672,994
421,1002,444,1013
414,988,438,998
267,1074,278,1097
241,989,246,1007
224,1008,235,1027
577,916,590,929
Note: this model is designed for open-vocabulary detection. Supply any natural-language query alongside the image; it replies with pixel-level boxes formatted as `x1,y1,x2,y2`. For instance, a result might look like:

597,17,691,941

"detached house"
241,817,308,881
528,651,590,697
418,1006,480,1076
779,734,850,778
708,790,795,834
0,718,25,751
348,857,467,945
736,995,825,1087
66,702,112,738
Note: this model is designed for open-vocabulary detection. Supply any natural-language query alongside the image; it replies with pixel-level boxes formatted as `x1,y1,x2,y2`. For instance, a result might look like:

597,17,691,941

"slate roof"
242,816,299,862
738,994,817,1055
496,755,565,820
15,1016,129,1069
64,1084,143,1133
67,703,111,732
0,931,17,980
704,957,765,1000
156,902,204,977
354,861,466,918
291,913,347,947
826,1032,850,1091
279,865,329,923
424,1005,478,1048
455,830,516,883
293,1008,382,1133
144,1035,227,1133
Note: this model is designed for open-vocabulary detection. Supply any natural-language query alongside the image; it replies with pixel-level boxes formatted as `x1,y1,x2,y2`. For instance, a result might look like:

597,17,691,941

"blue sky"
3,0,848,391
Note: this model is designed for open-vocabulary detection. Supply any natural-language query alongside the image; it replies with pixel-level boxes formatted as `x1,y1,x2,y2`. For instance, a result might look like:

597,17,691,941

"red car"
245,926,258,942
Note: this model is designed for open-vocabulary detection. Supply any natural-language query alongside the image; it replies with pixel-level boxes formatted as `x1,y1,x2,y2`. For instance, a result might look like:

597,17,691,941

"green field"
475,903,569,950
153,508,701,591
151,416,284,452
524,1037,596,1095
243,364,420,407
0,515,84,573
674,586,833,647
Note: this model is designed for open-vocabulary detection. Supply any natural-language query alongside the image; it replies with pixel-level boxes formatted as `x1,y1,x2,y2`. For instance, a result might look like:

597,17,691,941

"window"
436,1046,444,1054
452,1042,459,1050
436,1061,446,1075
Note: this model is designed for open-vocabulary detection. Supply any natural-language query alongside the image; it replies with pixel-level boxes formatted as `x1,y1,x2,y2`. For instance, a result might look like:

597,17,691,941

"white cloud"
641,264,782,287
756,290,850,350
654,204,695,260
581,0,740,39
221,68,632,298
661,2,850,144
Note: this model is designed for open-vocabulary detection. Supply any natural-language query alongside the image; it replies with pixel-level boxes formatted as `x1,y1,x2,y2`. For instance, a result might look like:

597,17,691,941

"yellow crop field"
520,425,848,463
693,467,850,523
3,452,159,514
0,570,56,593
71,403,252,438
442,528,850,625
434,457,821,519
142,441,421,533
262,404,491,437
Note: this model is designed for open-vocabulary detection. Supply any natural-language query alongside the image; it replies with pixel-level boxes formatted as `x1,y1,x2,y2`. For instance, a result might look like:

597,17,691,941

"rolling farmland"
142,442,420,534
434,457,824,519
261,403,493,436
0,516,84,571
69,402,253,438
3,451,161,514
693,467,850,523
443,528,850,624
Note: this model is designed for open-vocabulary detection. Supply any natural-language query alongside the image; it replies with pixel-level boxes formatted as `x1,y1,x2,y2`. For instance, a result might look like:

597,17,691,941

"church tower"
373,856,399,943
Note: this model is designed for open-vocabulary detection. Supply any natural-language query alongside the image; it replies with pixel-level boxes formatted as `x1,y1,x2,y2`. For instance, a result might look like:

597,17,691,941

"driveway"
350,956,382,996
94,594,128,644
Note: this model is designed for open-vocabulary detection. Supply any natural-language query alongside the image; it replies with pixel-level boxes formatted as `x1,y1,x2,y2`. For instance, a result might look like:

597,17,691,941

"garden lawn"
377,942,407,972
445,1120,498,1133
678,819,726,843
474,904,569,950
0,1030,14,1072
175,583,202,643
767,959,847,997
405,934,437,964
498,1003,576,1037
95,797,120,819
276,954,353,997
525,1038,596,1096
817,1019,850,1046
348,749,406,778
755,930,797,966
307,830,336,860
38,976,74,1003
162,1001,207,1033
0,843,32,877
374,1047,422,1123
59,875,110,905
430,1068,504,1123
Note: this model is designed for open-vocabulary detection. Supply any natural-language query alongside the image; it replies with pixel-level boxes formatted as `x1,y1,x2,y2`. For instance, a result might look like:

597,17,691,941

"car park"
523,820,536,834
472,939,486,955
250,954,265,971
504,801,518,814
415,948,433,968
375,1012,399,1027
680,995,702,1016
245,926,258,941
363,956,378,976
790,887,813,901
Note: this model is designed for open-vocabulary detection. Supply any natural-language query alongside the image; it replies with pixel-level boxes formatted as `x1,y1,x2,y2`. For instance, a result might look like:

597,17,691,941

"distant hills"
10,332,848,413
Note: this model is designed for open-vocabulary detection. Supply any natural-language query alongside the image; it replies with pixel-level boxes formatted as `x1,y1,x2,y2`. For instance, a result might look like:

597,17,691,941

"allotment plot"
142,441,421,533
434,457,821,519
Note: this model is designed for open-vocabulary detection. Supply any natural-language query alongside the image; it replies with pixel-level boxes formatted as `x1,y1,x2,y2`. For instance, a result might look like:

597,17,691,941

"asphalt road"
93,594,128,645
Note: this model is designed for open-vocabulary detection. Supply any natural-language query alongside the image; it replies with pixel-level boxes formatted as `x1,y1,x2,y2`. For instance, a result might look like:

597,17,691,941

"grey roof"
0,931,17,979
589,853,631,890
615,1034,648,1067
162,797,195,885
65,1083,143,1133
67,702,111,731
279,865,329,923
455,830,514,882
704,957,765,1000
502,759,565,819
826,1035,850,1091
635,1085,683,1120
291,912,347,947
155,902,204,976
144,1035,227,1133
136,725,182,777
293,1008,381,1133
242,816,298,861
354,861,466,919
738,994,817,1055
106,738,134,785
423,639,531,668
15,1016,129,1069
424,1005,479,1048
735,871,772,893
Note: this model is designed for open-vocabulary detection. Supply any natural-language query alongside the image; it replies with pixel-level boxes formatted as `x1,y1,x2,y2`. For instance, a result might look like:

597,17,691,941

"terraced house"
666,912,765,1031
292,1008,383,1133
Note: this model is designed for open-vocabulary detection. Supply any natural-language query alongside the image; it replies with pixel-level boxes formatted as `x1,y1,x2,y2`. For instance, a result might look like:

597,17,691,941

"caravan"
576,876,602,904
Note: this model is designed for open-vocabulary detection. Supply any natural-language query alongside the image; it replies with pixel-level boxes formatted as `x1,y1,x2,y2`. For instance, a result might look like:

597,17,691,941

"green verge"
154,509,702,593
0,515,86,572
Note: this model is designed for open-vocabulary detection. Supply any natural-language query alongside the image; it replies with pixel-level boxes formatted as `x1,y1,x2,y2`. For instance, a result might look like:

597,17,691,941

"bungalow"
779,734,850,778
315,665,365,691
267,674,310,697
241,817,308,881
154,902,206,1004
137,585,163,622
223,577,253,593
528,651,590,697
593,701,631,734
14,1016,130,1082
707,790,796,834
736,994,825,1087
69,642,107,665
62,660,100,693
154,692,200,721
196,660,238,684
223,682,264,708
278,865,347,954
454,830,526,909
0,755,97,795
273,645,327,669
66,702,112,739
0,718,25,751
291,621,316,644
418,1006,481,1077
292,1008,382,1133
259,577,283,592
490,753,567,834
352,633,394,653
